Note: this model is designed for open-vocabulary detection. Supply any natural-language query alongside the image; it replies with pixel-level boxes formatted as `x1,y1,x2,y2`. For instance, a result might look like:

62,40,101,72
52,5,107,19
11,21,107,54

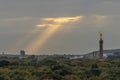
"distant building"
84,49,120,59
19,50,26,59
70,55,84,59
20,50,25,56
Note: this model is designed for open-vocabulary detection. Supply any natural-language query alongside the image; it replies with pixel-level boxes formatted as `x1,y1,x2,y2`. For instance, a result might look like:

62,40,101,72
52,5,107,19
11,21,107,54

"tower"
99,32,103,59
20,50,25,56
20,50,26,58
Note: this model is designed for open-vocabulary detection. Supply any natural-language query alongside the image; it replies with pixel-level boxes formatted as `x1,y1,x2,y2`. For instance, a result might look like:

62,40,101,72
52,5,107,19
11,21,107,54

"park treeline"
0,57,120,80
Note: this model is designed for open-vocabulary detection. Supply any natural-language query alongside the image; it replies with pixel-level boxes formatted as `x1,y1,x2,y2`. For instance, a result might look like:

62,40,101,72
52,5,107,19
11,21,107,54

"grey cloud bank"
0,0,120,54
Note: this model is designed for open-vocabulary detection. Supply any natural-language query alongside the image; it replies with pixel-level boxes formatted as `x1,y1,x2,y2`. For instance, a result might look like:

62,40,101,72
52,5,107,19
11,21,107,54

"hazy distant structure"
99,32,103,59
20,50,25,56
20,50,26,58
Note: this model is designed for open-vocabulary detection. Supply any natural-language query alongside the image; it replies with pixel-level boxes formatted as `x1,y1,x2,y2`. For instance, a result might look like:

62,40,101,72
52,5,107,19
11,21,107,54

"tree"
91,63,101,76
0,60,10,67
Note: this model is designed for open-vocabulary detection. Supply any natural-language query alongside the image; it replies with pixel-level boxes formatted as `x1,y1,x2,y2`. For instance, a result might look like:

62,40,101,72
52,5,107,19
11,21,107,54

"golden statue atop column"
99,32,103,59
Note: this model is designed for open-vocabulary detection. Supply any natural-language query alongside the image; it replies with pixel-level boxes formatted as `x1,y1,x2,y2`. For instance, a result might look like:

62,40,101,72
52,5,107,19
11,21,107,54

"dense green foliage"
0,57,120,80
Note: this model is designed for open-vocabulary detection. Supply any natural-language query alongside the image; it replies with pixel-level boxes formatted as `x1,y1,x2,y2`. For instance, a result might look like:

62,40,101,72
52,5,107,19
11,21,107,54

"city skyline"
0,0,120,54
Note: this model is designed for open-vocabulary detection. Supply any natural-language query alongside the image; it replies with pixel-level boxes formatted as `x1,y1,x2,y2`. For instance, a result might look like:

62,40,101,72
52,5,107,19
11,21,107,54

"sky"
0,0,120,54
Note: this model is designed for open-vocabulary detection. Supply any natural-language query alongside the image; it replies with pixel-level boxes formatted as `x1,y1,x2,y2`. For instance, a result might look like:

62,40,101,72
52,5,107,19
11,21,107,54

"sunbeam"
25,16,83,54
9,28,40,52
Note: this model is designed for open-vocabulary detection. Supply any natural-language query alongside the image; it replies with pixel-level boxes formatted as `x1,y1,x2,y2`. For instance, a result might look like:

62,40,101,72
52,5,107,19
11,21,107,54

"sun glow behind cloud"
25,16,83,54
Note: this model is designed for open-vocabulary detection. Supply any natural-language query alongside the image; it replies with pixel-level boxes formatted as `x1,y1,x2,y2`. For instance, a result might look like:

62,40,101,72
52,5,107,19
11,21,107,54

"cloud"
81,15,108,28
92,15,108,27
94,15,107,20
1,17,33,22
36,24,55,27
0,17,36,26
36,16,83,28
43,16,82,23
